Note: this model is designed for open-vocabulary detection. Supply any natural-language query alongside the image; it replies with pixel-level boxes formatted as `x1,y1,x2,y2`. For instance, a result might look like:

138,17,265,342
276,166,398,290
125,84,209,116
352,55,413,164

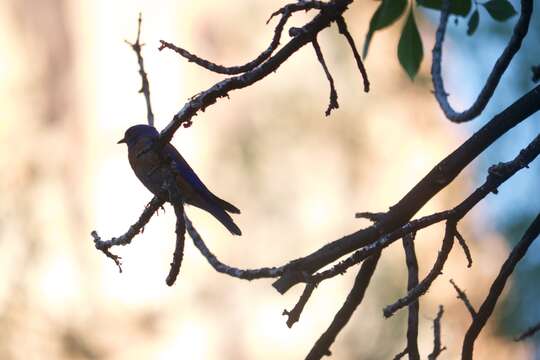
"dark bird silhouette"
118,124,242,235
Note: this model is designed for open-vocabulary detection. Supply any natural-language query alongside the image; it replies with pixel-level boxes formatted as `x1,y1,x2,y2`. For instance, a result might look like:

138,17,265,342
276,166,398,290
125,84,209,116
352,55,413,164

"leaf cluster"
364,0,517,79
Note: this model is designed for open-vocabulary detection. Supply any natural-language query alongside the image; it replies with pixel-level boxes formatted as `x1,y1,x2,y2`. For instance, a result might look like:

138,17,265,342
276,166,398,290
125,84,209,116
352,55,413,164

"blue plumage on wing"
118,124,242,235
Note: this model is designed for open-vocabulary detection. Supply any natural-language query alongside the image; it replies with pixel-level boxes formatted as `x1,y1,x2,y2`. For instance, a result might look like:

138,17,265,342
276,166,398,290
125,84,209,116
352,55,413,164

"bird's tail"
211,194,241,214
209,205,242,235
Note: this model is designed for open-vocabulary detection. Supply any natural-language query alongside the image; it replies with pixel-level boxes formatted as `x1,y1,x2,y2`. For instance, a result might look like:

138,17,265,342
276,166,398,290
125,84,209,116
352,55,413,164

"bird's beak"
117,137,126,144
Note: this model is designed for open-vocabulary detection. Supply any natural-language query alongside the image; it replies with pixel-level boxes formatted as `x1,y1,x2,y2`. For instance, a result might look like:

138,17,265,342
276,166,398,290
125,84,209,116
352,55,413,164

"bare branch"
91,196,166,271
403,232,420,360
287,130,540,291
431,0,533,123
312,36,339,116
449,279,477,318
159,1,329,75
166,204,186,286
515,321,540,341
158,0,354,147
462,213,540,360
355,211,386,222
428,305,446,360
384,221,456,318
311,212,450,284
453,132,540,219
184,214,284,280
336,16,369,92
455,228,473,268
305,252,381,360
266,0,328,23
283,283,316,328
273,84,540,294
393,347,408,360
126,13,155,126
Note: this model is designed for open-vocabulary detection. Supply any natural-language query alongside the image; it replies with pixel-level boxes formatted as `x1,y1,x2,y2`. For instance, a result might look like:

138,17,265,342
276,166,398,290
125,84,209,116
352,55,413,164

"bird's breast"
128,148,172,198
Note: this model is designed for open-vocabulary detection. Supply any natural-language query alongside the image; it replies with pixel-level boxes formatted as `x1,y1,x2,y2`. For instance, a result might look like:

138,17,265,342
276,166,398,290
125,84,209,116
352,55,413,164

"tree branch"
184,214,284,280
91,196,165,271
159,0,329,75
157,0,354,146
166,204,186,286
384,221,456,318
95,4,540,358
283,283,317,328
126,13,155,126
312,36,339,116
336,16,369,92
428,305,446,360
515,320,540,341
309,129,540,286
431,0,533,123
273,84,540,294
450,279,477,318
454,228,473,268
462,212,540,360
403,232,420,360
305,252,381,360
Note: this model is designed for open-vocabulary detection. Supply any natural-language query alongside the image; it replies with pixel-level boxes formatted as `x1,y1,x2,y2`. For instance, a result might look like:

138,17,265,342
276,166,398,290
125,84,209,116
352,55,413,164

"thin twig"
515,321,540,341
403,232,420,360
455,228,473,268
166,204,186,286
384,221,456,318
449,279,477,318
431,0,533,123
336,16,369,92
267,0,328,23
283,283,316,328
305,252,381,360
462,213,540,360
184,214,284,279
126,13,155,126
393,347,408,360
91,196,165,271
304,132,540,288
158,0,354,147
453,132,540,219
428,305,446,360
310,211,450,283
312,36,339,116
355,211,386,223
274,85,540,294
159,1,330,75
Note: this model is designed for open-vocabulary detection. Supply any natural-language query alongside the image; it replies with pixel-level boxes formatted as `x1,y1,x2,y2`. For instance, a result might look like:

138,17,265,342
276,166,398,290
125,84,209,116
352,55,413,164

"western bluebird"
118,124,242,235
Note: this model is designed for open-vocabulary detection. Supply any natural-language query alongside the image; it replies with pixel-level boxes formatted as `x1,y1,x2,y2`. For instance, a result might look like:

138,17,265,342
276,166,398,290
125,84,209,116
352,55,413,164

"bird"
117,124,242,235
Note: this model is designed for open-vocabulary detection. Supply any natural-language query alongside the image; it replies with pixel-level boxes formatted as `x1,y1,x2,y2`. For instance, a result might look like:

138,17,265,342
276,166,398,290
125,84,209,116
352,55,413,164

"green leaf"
398,9,423,80
482,0,517,21
417,0,472,17
467,9,479,35
363,0,407,58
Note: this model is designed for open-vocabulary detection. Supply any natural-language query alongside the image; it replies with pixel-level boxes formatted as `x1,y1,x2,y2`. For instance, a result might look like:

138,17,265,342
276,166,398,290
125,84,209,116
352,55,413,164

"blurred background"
0,0,539,359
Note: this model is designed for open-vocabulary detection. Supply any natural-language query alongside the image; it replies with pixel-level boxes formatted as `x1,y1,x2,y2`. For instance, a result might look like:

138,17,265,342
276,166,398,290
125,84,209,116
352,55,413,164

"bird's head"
117,124,159,147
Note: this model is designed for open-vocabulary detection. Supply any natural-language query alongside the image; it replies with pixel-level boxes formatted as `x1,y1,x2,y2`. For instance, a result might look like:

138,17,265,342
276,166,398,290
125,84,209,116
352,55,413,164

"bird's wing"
164,144,211,194
164,144,240,214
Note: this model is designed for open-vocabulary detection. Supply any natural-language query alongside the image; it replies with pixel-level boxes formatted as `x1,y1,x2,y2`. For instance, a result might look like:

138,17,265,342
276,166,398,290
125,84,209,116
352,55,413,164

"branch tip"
312,37,339,116
449,279,476,318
